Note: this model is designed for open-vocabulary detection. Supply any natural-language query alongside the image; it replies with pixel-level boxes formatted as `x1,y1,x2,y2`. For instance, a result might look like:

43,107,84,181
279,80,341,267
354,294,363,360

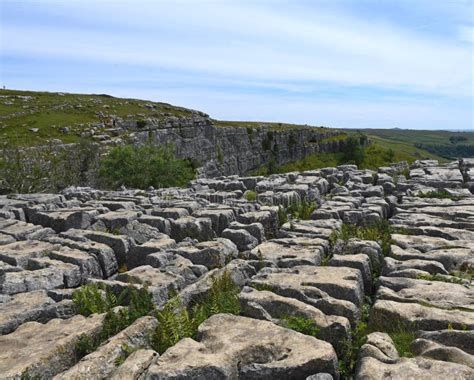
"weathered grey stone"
0,314,105,379
221,228,258,251
152,207,189,219
173,238,238,269
111,349,159,380
55,316,158,379
417,330,474,355
95,210,142,230
116,265,185,305
377,276,473,311
169,216,216,242
0,291,55,334
48,247,103,279
250,240,323,268
45,236,118,277
329,254,372,293
228,221,265,243
358,332,399,364
370,300,474,331
139,215,172,235
0,267,65,294
193,208,235,233
29,208,99,232
356,356,474,380
381,256,448,276
0,240,59,268
145,314,338,379
239,287,350,356
250,266,363,325
127,236,177,268
28,256,82,288
410,338,474,368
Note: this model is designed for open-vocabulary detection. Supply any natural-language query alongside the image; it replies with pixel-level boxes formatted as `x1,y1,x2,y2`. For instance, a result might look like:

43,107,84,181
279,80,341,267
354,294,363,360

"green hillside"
355,128,474,160
0,89,197,147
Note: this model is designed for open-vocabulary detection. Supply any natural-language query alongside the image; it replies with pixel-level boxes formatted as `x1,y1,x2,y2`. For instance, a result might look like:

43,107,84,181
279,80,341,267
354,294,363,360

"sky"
1,0,473,130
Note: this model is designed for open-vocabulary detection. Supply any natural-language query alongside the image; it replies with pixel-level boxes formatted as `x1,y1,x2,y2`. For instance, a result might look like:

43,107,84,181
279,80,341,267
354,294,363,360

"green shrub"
244,190,257,202
99,143,194,189
281,316,319,337
136,119,147,128
0,139,100,194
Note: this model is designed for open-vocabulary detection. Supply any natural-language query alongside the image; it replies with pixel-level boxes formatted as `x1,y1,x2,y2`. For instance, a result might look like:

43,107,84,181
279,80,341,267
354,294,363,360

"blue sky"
1,0,473,130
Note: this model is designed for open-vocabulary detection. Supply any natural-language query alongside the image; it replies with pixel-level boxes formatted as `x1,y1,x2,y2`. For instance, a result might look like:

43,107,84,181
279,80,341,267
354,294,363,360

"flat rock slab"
390,245,472,273
55,316,158,379
0,314,104,379
145,314,338,379
250,240,324,268
250,266,363,325
356,356,473,380
377,276,474,311
239,287,350,356
173,238,237,269
0,240,59,268
116,265,185,305
371,300,474,331
0,291,55,335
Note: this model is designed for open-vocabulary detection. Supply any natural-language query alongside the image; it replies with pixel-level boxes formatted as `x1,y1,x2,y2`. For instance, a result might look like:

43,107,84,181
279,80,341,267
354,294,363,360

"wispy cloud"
1,0,473,129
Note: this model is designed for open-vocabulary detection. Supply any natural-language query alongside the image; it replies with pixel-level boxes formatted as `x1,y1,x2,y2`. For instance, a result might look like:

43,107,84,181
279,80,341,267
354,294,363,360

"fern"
150,270,241,354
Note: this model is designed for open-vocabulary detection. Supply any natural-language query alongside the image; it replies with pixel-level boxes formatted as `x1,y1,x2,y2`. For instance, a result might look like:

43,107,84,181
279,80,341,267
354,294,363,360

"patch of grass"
281,316,320,337
286,200,317,220
250,282,275,292
388,329,416,358
216,146,224,164
332,220,392,256
338,302,372,379
416,273,465,285
150,270,241,354
277,206,289,227
244,190,257,202
114,343,139,366
417,190,460,200
0,89,195,147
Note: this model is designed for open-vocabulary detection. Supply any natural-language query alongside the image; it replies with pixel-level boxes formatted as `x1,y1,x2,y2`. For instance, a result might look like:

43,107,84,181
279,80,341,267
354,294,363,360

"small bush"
244,190,257,202
136,119,147,128
99,143,194,189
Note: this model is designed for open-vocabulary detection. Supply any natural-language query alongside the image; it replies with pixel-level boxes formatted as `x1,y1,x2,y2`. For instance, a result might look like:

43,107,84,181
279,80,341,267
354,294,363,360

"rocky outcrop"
0,158,473,379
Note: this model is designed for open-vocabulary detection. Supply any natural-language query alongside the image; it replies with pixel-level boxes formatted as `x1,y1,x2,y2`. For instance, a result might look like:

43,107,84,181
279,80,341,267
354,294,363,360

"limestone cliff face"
129,115,347,177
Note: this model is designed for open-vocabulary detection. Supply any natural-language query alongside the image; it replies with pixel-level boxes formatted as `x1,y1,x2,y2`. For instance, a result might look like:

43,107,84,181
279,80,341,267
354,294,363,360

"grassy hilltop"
0,89,197,147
